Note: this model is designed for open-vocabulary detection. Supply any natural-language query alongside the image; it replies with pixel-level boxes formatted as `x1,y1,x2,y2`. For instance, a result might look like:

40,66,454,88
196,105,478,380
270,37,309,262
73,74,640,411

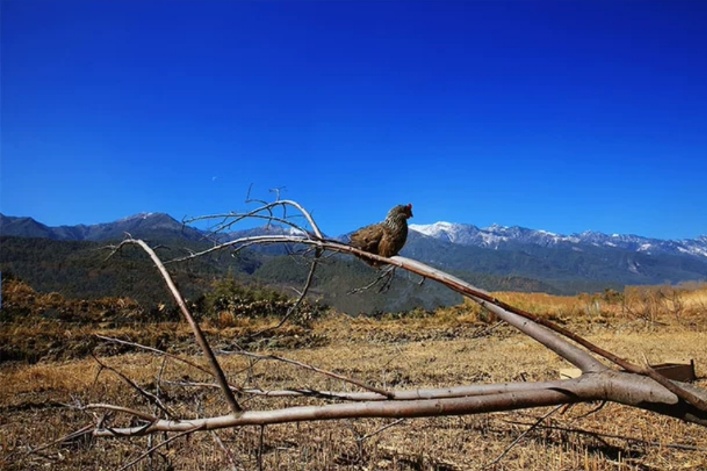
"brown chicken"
349,204,413,266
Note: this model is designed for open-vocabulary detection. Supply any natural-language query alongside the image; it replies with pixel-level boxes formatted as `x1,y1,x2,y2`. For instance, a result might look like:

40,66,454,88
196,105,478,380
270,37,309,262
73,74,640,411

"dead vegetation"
2,281,707,470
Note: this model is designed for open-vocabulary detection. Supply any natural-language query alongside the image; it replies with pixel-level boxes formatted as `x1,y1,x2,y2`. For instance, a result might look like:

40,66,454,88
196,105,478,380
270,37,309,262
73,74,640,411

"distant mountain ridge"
3,212,704,254
2,212,706,293
0,212,204,242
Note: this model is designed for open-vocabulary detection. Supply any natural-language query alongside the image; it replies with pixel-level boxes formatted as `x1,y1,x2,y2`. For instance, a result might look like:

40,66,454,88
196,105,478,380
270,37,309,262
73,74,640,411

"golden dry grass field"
2,283,707,470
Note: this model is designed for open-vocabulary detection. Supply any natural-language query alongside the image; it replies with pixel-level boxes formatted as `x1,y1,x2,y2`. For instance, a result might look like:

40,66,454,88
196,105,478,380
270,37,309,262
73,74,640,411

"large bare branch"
88,201,707,444
146,374,680,403
206,233,704,397
93,371,707,436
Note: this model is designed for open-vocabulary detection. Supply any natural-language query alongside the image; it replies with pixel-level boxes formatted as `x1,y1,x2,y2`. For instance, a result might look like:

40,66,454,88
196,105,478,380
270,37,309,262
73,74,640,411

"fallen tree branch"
162,375,666,403
94,371,706,436
187,233,707,416
86,200,707,446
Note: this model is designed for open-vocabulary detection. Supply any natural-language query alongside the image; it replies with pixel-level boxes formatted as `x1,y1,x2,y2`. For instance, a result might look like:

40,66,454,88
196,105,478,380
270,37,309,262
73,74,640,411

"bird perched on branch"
349,204,413,266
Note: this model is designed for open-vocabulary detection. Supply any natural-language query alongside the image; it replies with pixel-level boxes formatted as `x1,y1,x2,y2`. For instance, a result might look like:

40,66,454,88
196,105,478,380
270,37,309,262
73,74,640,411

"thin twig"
185,199,324,241
357,419,405,442
249,246,321,338
91,353,174,418
95,335,217,379
221,350,395,399
211,431,239,471
116,425,203,471
17,424,94,459
486,405,563,467
348,266,395,294
258,425,265,471
502,419,707,452
80,403,159,422
166,234,310,264
470,320,504,339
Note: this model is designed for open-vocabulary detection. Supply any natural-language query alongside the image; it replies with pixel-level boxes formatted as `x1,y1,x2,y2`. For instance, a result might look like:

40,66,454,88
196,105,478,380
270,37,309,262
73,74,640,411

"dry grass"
2,284,707,470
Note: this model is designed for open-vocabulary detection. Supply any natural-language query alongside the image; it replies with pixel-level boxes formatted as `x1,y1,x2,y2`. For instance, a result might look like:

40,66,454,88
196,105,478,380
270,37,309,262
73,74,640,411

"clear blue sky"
2,0,706,240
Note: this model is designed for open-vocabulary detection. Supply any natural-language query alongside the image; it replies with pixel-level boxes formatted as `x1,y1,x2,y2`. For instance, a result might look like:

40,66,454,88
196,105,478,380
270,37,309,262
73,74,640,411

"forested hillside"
1,236,563,314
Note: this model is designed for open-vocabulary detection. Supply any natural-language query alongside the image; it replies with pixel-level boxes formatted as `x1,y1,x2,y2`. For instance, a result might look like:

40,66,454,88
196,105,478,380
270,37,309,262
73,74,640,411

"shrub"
203,276,327,327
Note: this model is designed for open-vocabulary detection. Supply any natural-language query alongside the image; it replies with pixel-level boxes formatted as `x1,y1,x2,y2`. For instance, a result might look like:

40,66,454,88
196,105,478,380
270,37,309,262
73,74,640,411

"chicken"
349,204,413,266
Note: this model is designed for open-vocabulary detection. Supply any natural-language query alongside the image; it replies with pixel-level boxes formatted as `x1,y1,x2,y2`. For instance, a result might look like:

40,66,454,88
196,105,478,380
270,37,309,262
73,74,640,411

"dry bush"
449,283,707,331
623,283,707,327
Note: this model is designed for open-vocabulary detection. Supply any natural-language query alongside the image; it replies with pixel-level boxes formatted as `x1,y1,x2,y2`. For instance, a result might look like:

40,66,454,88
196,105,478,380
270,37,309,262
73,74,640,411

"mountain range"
409,221,707,260
1,212,706,312
4,212,705,259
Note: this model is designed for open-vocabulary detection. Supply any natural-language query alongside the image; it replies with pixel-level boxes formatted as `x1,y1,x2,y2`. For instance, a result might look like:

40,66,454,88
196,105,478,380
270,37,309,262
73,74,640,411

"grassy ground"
2,283,707,470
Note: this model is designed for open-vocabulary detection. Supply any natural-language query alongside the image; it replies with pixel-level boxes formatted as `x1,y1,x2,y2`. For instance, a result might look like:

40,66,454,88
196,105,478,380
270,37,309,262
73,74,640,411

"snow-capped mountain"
409,222,707,259
410,222,580,247
117,212,156,222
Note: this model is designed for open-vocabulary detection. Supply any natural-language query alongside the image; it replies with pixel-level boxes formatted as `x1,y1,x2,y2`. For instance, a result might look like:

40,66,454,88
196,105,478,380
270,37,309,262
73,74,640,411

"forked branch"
92,200,707,441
